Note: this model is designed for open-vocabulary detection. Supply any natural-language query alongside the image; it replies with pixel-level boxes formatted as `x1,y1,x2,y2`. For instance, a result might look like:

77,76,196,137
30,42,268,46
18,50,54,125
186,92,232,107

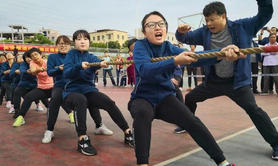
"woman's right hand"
174,51,197,65
177,24,191,34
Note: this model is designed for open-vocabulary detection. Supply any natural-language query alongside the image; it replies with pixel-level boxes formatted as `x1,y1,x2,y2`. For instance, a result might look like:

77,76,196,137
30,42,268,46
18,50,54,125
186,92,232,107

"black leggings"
128,95,225,165
47,87,71,131
64,91,129,136
13,86,43,110
18,88,51,117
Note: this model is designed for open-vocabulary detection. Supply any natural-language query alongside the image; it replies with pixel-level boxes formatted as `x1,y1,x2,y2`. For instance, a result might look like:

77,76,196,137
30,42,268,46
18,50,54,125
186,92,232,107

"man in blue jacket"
175,0,278,160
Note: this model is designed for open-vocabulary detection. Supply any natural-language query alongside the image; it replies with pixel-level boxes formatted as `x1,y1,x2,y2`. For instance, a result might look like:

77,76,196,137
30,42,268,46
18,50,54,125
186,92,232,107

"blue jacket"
18,62,37,89
1,61,12,83
9,62,21,87
47,53,69,88
63,49,102,98
258,35,278,45
131,39,219,106
175,0,273,89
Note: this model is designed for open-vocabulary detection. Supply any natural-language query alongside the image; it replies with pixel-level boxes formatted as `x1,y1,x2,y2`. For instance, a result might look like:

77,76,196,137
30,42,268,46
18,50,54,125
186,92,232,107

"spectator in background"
115,53,123,86
260,33,278,95
102,51,116,86
186,45,198,91
13,45,18,57
250,40,262,94
258,27,278,45
177,43,186,88
127,38,136,87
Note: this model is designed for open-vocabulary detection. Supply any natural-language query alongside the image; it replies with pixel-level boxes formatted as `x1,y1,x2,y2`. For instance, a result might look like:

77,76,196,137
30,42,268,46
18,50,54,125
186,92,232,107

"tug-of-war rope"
89,46,278,66
53,45,278,68
86,45,278,67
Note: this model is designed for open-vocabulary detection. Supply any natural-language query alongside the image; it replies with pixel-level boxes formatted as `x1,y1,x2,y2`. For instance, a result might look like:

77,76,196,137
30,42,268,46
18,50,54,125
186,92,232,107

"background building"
89,29,128,47
0,25,37,43
134,28,178,45
39,28,60,42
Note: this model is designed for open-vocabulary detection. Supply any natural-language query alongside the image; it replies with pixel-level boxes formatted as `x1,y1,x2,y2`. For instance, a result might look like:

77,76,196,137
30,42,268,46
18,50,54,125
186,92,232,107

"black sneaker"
124,130,134,148
272,145,278,160
77,135,97,156
174,127,187,134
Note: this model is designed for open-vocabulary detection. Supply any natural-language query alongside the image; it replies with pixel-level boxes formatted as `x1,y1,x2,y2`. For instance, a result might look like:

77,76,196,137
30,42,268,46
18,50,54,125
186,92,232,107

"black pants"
261,65,274,92
88,106,102,128
103,69,116,86
1,81,12,101
18,88,51,117
64,91,129,136
13,86,43,110
0,83,6,104
185,79,278,147
128,95,225,165
47,87,72,131
186,66,197,87
262,65,278,94
251,62,259,92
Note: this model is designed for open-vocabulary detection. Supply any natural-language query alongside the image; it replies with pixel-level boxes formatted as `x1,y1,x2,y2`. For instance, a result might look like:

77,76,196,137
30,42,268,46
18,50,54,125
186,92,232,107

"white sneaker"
94,124,113,135
6,101,11,108
36,103,44,112
42,130,54,144
8,105,15,114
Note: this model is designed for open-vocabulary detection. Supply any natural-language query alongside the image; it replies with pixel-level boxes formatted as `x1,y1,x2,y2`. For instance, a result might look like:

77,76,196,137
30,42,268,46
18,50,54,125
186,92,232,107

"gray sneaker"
94,124,113,135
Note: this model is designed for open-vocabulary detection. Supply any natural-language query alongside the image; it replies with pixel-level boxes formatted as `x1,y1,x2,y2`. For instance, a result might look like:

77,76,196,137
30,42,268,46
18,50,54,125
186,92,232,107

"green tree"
25,34,53,45
91,42,107,48
107,41,120,49
122,40,129,48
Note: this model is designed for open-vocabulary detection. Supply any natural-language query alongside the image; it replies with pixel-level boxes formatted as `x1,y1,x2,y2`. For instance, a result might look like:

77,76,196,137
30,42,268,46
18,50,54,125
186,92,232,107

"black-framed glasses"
58,43,70,46
145,21,166,29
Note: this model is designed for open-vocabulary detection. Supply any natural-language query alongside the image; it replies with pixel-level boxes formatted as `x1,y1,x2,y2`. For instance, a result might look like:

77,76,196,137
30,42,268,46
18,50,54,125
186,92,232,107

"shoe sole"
94,132,113,136
272,156,278,160
13,121,25,127
174,131,187,134
42,137,54,144
77,149,97,156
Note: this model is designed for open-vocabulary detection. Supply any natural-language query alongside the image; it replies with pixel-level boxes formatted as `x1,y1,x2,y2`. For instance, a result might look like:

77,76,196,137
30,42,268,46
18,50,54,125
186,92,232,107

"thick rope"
87,46,270,67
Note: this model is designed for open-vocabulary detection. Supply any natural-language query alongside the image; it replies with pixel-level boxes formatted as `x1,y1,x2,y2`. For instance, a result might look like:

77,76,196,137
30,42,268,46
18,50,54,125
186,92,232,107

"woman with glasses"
128,11,239,166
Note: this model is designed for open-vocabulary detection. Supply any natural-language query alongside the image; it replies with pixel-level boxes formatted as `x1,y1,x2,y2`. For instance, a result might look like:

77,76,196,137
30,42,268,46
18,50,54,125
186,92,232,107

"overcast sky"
0,0,277,36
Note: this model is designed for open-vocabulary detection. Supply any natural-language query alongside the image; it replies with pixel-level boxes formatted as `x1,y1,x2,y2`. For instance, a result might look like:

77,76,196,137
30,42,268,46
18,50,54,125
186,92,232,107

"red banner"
0,43,58,53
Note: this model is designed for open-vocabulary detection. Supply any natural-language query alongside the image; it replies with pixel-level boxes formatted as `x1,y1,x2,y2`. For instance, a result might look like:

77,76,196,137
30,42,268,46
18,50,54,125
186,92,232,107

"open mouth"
155,32,162,40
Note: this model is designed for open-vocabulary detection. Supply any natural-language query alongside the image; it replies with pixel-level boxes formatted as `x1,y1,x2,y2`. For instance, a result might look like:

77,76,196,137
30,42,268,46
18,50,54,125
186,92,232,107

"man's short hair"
203,1,227,17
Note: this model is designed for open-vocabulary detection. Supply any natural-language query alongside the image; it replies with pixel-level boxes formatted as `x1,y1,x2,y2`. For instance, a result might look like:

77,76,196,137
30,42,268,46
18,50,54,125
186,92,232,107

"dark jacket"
47,53,69,88
17,62,37,89
131,39,219,106
1,61,12,83
9,62,21,87
175,0,273,89
63,49,101,98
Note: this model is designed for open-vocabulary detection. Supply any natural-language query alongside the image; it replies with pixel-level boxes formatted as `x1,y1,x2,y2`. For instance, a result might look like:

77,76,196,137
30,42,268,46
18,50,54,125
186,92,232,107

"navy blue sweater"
176,0,273,89
9,62,21,87
63,49,102,98
17,62,37,89
47,53,69,88
1,61,13,83
131,39,219,106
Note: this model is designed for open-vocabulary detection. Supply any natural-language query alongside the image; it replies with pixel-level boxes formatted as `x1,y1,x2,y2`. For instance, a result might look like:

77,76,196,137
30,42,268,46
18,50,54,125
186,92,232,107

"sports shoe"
13,115,25,127
272,145,278,160
94,124,113,135
219,163,235,166
8,105,15,114
174,127,187,134
77,135,97,156
68,112,75,123
36,103,44,112
124,130,134,148
42,130,54,144
6,101,12,108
